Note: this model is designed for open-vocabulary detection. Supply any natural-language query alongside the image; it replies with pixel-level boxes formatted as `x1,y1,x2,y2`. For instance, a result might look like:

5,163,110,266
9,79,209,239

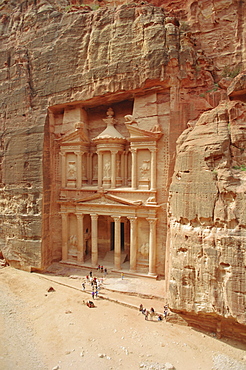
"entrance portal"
110,222,125,251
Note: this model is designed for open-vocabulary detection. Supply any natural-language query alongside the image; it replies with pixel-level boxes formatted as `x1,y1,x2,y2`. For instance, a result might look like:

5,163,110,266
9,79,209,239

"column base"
148,271,156,277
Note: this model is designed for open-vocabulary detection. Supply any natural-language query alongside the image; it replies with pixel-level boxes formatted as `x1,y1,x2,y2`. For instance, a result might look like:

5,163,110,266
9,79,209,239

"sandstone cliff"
168,73,246,341
0,0,245,341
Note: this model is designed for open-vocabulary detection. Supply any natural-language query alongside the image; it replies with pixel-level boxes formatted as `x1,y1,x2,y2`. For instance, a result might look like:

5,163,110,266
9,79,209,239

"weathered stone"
0,0,246,342
168,98,246,341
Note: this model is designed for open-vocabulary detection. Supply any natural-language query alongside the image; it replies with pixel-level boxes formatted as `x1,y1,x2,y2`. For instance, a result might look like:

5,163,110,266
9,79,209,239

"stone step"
103,250,127,264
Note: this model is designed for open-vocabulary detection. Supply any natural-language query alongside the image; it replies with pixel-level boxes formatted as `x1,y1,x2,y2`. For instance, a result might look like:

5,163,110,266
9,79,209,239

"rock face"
168,74,246,341
0,0,245,340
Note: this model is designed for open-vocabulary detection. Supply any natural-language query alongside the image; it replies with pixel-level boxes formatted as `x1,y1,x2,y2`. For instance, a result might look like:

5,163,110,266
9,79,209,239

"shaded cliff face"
0,0,245,339
168,74,246,341
0,0,219,269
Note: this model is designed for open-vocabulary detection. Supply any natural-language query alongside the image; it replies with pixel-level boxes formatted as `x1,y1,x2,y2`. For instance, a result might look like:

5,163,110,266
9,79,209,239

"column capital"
130,148,137,153
75,213,84,218
113,215,121,222
150,148,157,153
128,216,137,223
91,213,98,221
147,217,158,224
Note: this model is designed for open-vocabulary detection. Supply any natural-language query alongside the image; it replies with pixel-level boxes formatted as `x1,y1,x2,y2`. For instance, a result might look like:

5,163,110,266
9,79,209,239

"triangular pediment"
77,193,142,206
59,126,89,145
126,123,162,141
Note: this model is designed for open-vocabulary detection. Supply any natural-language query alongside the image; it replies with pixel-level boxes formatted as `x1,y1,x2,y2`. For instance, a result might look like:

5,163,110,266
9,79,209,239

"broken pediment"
125,120,163,141
57,123,90,145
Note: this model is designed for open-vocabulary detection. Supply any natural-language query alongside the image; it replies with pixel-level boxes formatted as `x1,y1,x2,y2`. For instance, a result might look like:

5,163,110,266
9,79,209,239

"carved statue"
104,161,111,178
150,123,162,133
140,243,149,258
140,160,150,178
93,163,98,179
69,235,77,248
146,196,155,204
67,161,76,179
124,115,138,125
117,160,121,177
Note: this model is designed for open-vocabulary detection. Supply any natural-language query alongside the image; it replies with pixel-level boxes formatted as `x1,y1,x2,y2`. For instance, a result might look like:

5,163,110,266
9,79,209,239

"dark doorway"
110,222,125,251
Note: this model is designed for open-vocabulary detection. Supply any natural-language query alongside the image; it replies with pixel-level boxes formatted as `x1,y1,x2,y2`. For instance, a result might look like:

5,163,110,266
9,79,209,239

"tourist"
145,310,149,320
89,271,93,277
86,275,89,283
158,315,163,321
104,268,107,277
97,264,100,271
101,265,104,273
91,291,95,299
121,272,124,280
139,304,143,312
164,305,169,319
150,307,155,320
81,282,85,290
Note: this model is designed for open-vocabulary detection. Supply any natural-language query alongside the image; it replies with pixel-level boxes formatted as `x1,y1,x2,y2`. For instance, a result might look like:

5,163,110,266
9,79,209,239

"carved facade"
49,94,168,276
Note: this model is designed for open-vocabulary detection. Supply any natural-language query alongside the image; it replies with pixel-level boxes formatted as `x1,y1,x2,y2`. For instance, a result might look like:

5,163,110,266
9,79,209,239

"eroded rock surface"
0,0,246,341
168,75,246,341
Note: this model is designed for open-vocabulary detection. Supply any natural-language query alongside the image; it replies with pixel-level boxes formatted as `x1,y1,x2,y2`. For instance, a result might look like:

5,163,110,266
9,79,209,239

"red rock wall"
0,0,245,340
167,78,246,341
0,0,217,269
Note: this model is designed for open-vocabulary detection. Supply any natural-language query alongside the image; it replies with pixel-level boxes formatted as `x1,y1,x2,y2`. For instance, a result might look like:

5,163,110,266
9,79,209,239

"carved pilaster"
128,216,137,271
61,153,66,188
111,150,117,188
91,214,98,267
61,213,68,261
150,148,157,191
113,216,121,269
76,214,84,262
131,148,137,190
98,152,103,188
76,151,82,189
147,217,157,276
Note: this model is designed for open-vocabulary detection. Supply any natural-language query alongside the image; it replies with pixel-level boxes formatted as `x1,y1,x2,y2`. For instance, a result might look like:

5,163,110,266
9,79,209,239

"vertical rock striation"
168,73,246,341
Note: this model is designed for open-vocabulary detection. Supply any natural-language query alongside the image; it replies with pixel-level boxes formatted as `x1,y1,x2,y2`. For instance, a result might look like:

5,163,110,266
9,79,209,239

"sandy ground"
0,265,246,370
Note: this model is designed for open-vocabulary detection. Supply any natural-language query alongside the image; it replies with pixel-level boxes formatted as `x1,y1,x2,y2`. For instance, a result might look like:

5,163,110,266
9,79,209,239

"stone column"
120,152,124,186
76,214,84,263
91,214,98,267
150,149,157,191
111,151,117,188
147,218,157,276
129,217,137,271
131,149,137,189
76,151,82,189
113,216,121,269
87,153,92,185
61,212,68,261
61,153,66,188
98,152,103,188
124,152,128,186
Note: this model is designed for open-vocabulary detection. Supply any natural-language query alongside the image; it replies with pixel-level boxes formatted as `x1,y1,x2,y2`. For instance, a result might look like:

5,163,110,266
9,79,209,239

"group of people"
97,265,108,276
139,304,169,321
81,269,107,302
